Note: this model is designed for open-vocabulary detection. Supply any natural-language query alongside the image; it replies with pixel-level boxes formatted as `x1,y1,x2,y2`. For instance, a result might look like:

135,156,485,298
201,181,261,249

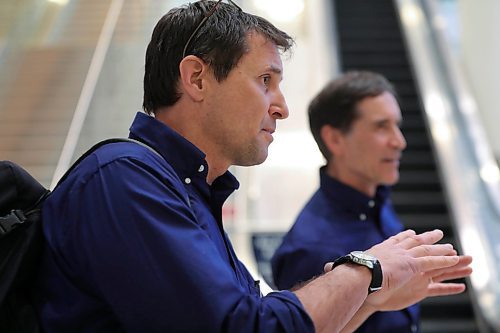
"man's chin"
234,151,268,167
382,176,400,186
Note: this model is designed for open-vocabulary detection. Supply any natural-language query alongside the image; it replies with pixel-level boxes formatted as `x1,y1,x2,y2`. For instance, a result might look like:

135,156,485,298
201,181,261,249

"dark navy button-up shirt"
271,168,420,333
34,112,314,333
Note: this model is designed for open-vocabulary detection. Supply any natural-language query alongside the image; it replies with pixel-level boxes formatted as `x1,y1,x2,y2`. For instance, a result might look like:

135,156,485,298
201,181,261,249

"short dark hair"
308,71,397,160
143,1,294,115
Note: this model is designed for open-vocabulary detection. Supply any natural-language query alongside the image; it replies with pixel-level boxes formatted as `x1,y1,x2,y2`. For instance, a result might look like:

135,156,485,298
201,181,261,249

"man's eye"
263,76,271,86
375,124,390,132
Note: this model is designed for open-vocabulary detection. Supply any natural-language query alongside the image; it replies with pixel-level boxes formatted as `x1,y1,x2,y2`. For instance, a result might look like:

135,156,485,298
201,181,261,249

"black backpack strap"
0,192,49,237
0,161,50,237
55,138,162,188
55,137,192,208
1,138,165,236
0,211,27,237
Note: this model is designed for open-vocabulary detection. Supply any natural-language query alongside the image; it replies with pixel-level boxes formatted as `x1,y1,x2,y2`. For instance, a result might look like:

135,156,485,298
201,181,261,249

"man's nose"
391,127,407,150
270,90,289,120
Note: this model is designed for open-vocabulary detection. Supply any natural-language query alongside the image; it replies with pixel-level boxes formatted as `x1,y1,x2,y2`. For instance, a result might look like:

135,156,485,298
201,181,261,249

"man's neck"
325,163,377,197
204,155,230,185
155,107,229,185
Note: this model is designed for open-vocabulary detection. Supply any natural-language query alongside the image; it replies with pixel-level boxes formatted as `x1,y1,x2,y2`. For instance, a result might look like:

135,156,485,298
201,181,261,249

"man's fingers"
415,255,460,273
424,255,473,282
324,262,333,273
431,266,473,283
397,229,445,250
386,229,416,245
409,243,456,258
432,256,472,282
427,282,467,297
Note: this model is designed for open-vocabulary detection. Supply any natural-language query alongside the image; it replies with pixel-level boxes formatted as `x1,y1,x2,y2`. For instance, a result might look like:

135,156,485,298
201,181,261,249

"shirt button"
198,165,205,172
359,213,367,221
184,177,191,184
411,324,418,333
368,200,375,208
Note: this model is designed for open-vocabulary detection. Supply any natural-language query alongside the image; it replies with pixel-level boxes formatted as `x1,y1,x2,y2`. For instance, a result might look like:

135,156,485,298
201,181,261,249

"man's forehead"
354,103,402,124
240,32,283,65
356,107,402,119
357,93,399,110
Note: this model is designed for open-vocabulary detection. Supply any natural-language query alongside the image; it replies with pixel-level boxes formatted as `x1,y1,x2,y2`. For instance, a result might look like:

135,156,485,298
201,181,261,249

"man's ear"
178,55,208,102
320,125,345,157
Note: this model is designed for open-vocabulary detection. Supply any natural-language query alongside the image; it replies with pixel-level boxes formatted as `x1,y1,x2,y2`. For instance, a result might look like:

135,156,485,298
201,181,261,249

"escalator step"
401,114,427,130
342,53,409,67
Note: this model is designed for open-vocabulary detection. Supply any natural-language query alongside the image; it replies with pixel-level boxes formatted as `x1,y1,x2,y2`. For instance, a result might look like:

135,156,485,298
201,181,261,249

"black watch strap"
331,251,383,294
368,260,383,294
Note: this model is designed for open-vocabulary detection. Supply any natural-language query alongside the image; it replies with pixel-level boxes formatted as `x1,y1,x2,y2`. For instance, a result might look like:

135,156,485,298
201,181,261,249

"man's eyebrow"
267,64,283,75
373,118,404,126
266,64,284,81
373,118,389,125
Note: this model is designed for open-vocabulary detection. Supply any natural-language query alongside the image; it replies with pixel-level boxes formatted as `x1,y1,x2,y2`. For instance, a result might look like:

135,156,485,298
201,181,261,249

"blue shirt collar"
319,166,391,216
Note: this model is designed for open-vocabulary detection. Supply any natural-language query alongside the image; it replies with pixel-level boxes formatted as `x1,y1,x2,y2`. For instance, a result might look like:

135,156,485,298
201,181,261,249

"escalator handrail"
394,0,500,330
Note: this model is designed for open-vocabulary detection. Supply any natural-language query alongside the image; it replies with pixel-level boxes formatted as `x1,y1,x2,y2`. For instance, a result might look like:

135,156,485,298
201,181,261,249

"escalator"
333,0,481,331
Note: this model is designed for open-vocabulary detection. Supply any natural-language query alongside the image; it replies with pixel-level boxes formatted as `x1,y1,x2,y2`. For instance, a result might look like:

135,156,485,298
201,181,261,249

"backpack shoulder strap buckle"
0,209,27,236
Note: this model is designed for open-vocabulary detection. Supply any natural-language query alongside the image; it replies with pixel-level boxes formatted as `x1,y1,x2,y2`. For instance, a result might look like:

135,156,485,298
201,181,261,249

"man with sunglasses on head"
34,1,472,332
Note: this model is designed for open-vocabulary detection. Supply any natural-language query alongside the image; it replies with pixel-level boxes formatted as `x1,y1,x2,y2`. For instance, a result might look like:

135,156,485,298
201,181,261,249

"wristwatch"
331,251,383,294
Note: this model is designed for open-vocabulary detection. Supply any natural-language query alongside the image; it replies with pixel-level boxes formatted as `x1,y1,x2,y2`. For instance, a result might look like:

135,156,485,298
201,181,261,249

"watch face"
351,251,376,261
348,251,383,294
350,251,378,268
